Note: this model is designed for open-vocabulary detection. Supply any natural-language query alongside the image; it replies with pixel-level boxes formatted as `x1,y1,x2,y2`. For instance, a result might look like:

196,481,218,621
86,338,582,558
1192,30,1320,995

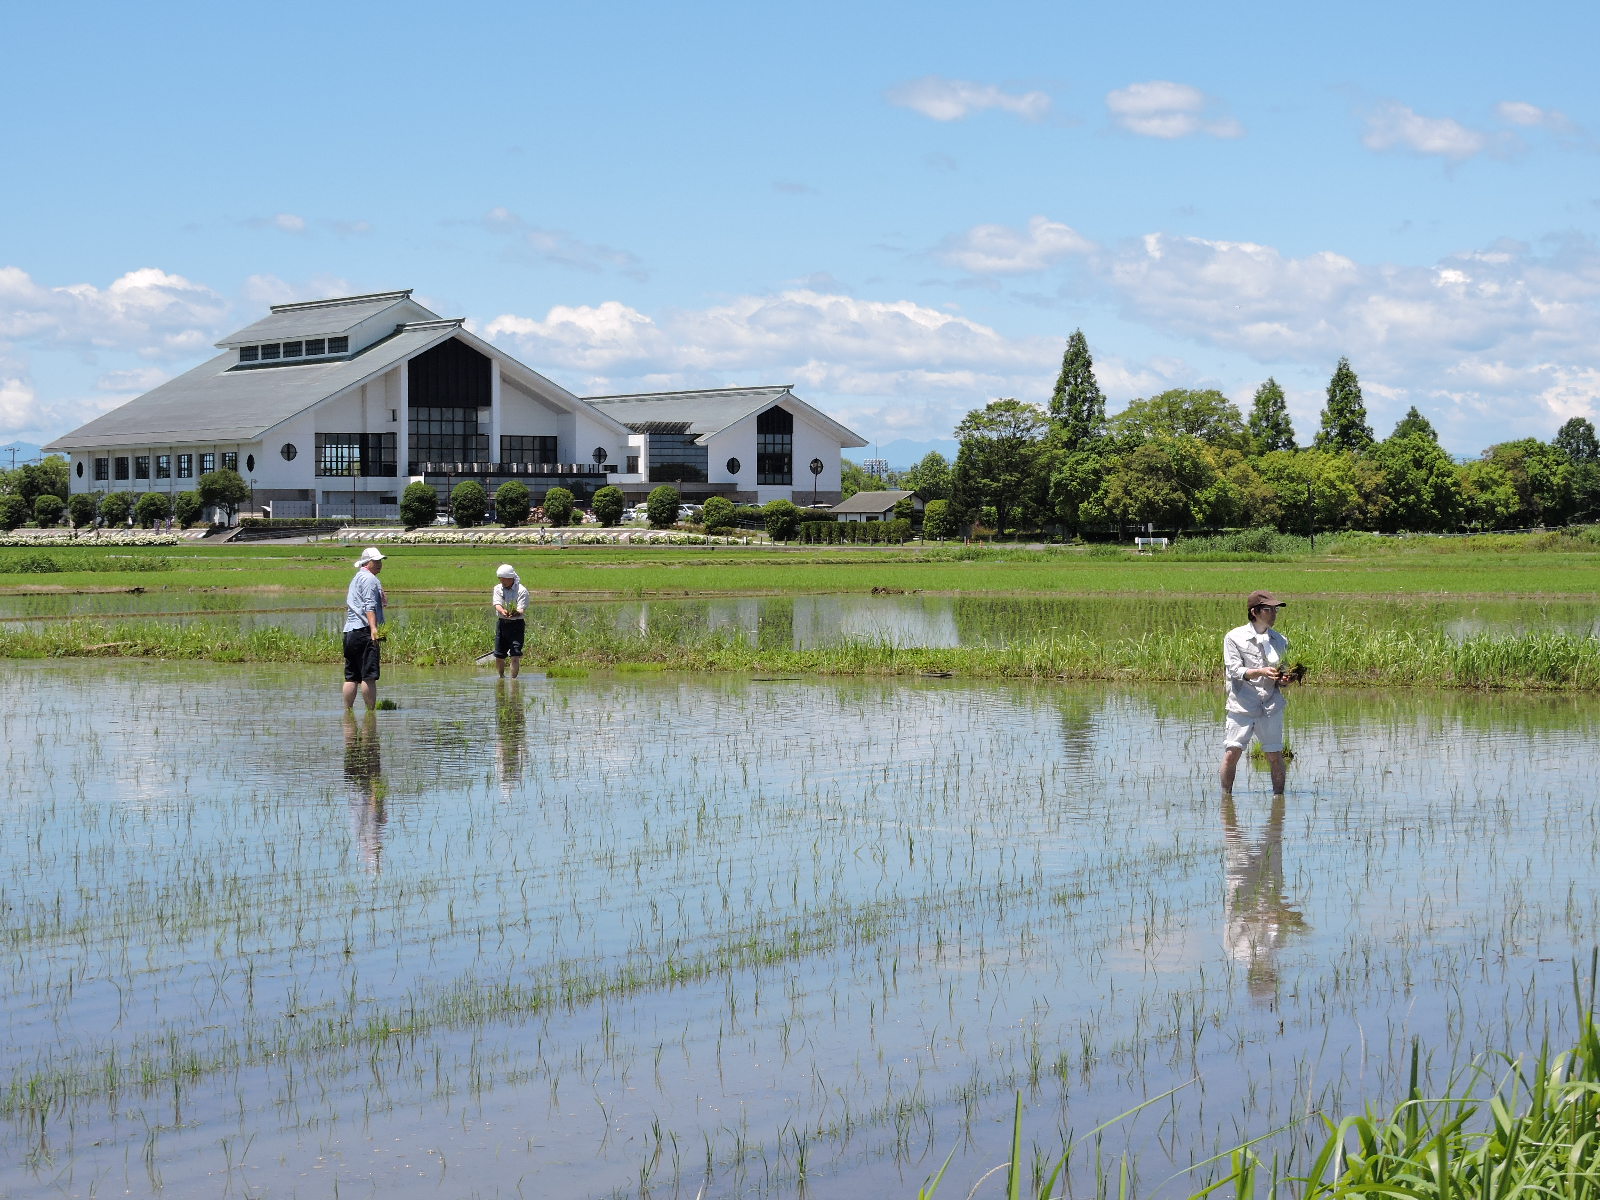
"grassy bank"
7,607,1600,690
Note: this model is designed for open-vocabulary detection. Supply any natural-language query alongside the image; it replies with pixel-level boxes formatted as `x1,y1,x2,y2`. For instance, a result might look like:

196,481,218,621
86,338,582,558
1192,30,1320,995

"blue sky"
3,0,1596,464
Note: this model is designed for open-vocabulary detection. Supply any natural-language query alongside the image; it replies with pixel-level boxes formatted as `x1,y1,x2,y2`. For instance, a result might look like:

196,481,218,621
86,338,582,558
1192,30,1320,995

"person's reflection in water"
1221,792,1309,1002
342,710,387,874
495,679,528,798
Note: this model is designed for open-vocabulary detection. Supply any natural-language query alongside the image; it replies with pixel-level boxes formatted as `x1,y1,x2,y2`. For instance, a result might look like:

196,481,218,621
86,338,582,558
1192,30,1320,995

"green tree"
33,494,65,527
98,492,133,528
1372,433,1460,531
898,451,952,502
645,484,680,528
172,491,203,528
922,498,955,539
1246,378,1296,453
763,498,801,541
68,492,99,527
1255,449,1363,533
951,398,1049,537
1390,405,1438,443
541,486,575,525
1090,440,1201,531
198,468,250,524
399,481,437,529
1108,389,1249,449
0,494,27,531
1314,357,1374,453
591,484,626,527
495,480,532,526
1048,329,1105,450
1481,439,1572,526
134,491,170,528
1457,459,1519,529
839,459,876,499
1047,446,1114,537
1553,417,1600,463
451,480,489,528
700,494,735,532
12,456,71,509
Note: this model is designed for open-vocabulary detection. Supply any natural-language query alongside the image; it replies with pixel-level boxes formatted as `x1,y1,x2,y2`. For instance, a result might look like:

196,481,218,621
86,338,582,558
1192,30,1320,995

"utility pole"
2,445,17,471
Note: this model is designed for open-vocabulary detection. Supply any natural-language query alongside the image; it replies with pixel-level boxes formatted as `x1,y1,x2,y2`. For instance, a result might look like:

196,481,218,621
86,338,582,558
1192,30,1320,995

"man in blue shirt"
342,547,387,710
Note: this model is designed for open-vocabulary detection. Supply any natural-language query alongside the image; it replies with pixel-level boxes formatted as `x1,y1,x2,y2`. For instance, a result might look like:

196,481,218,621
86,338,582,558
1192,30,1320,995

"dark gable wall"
408,338,490,408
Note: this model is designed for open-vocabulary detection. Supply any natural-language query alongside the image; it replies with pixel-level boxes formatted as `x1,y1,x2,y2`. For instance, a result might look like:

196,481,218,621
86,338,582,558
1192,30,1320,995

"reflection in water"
1221,793,1308,1001
496,680,528,795
342,712,387,873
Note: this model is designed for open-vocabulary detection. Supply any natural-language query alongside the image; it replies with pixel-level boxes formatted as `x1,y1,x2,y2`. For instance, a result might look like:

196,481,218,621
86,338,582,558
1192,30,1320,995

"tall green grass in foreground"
5,608,1600,690
936,1000,1600,1200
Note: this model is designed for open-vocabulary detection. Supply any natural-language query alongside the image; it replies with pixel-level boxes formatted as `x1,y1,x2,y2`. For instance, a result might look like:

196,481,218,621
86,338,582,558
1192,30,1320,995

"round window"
280,443,298,462
75,461,84,478
246,454,256,473
726,457,741,474
592,446,608,465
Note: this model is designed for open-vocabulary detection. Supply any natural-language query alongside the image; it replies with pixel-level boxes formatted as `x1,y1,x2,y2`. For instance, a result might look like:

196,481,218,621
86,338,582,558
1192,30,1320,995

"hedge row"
798,519,915,544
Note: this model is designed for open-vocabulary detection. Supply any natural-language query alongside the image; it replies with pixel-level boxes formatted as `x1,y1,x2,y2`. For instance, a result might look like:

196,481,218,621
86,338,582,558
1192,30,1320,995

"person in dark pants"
492,563,529,679
342,547,387,710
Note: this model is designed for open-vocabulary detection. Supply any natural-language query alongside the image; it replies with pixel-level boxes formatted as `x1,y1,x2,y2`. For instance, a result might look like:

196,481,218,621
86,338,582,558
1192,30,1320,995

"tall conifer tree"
1314,356,1374,453
1049,329,1105,450
1246,377,1296,452
1390,405,1438,443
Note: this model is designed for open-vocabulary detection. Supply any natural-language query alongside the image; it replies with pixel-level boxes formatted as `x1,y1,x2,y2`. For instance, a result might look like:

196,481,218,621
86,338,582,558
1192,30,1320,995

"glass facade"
409,406,488,472
316,433,398,477
756,407,793,485
501,435,558,465
646,433,708,483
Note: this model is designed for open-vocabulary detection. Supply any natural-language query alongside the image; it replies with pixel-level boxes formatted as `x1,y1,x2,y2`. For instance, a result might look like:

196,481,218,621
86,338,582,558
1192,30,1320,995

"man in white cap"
1220,589,1292,794
492,563,529,679
342,547,387,709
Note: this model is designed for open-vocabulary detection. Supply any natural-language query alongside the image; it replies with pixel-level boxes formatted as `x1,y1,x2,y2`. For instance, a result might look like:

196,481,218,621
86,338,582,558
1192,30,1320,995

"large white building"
45,290,867,517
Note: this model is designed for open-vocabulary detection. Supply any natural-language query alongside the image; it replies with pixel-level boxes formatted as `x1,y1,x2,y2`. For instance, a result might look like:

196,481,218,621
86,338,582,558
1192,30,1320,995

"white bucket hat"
496,563,517,579
355,546,387,566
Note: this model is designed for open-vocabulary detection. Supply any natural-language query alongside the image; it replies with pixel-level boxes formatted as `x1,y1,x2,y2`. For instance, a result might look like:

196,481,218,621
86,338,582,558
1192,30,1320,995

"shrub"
68,493,100,527
893,496,916,520
98,492,133,528
495,480,532,527
0,494,27,531
646,485,680,529
592,485,625,527
542,486,575,526
887,517,914,543
172,491,202,528
400,481,438,529
923,499,955,539
134,492,170,528
451,480,488,528
763,498,801,541
701,495,736,532
33,494,65,527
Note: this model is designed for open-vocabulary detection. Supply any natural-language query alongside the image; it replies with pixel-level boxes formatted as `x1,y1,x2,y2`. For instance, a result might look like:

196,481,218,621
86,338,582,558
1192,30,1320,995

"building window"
626,455,639,474
135,455,150,480
316,433,398,477
756,406,793,485
328,336,349,354
410,406,488,472
500,435,557,465
156,454,171,479
222,452,238,471
259,344,281,361
726,457,741,475
281,341,303,358
177,454,193,478
245,454,255,472
646,432,708,483
239,345,259,362
94,458,109,481
200,453,215,474
305,338,326,356
114,457,130,480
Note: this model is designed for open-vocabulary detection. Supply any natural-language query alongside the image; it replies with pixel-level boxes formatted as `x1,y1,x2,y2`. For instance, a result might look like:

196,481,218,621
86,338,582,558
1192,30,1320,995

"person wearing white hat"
492,563,529,678
342,547,388,709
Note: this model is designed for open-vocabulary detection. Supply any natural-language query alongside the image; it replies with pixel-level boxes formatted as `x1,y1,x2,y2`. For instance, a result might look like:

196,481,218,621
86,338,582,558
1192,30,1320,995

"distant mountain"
850,437,960,472
1,441,46,470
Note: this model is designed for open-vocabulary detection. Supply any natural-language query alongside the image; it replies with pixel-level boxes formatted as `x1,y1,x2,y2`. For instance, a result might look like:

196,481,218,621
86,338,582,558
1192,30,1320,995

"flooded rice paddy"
3,657,1599,1198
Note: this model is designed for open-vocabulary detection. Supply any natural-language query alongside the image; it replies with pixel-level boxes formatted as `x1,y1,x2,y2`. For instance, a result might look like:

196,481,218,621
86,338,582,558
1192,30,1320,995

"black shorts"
343,627,381,682
494,617,526,659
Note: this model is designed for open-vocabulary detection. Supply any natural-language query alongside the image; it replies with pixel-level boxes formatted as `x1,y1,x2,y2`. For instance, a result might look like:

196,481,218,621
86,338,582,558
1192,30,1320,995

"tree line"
864,332,1600,538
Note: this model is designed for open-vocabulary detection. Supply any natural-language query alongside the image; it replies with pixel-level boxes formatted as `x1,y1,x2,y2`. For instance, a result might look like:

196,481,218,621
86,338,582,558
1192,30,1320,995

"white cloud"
1105,81,1242,139
886,76,1051,122
1361,101,1513,160
241,273,358,308
1495,100,1572,131
245,212,307,233
936,216,1094,274
479,207,645,279
0,266,229,355
0,370,38,437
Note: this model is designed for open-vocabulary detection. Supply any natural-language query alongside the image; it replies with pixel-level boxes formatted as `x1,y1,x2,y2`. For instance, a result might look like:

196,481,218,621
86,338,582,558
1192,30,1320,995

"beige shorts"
1224,707,1284,754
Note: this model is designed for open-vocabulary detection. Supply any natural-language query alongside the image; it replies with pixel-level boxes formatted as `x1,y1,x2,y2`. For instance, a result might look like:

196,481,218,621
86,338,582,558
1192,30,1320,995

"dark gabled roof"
830,489,917,514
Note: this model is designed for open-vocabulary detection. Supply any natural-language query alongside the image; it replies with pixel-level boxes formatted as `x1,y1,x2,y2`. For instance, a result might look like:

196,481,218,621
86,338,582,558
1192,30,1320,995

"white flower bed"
0,531,180,547
341,527,755,547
